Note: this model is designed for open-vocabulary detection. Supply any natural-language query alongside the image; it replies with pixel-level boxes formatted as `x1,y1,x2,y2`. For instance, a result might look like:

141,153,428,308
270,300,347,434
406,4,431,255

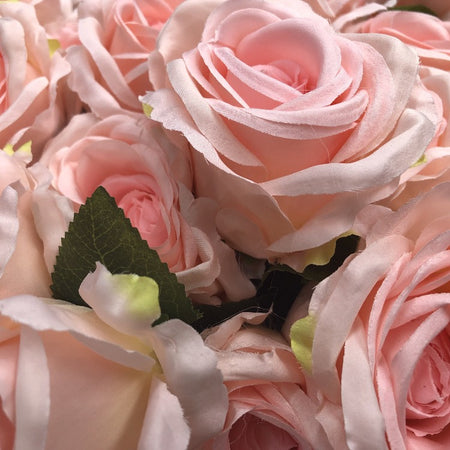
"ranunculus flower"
0,2,74,158
0,147,72,300
202,312,332,449
290,182,450,448
0,264,228,449
142,0,438,269
41,112,255,303
66,0,183,118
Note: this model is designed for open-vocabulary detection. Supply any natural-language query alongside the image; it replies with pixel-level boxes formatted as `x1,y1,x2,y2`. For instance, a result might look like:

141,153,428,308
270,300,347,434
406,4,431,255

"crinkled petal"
150,319,228,448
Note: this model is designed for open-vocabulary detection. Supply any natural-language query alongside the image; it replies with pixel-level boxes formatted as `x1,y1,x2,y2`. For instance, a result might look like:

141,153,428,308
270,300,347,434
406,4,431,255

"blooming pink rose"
42,113,255,303
0,149,72,300
346,9,450,68
143,0,438,268
0,265,228,449
66,0,183,118
19,0,80,49
202,312,332,449
0,2,74,158
290,182,450,448
339,8,450,211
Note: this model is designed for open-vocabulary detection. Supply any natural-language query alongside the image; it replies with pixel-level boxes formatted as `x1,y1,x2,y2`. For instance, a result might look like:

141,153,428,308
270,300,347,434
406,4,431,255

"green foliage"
51,186,201,324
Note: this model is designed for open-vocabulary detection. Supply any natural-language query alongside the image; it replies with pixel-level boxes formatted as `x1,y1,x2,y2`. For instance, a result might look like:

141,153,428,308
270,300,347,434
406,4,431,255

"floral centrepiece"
0,0,450,449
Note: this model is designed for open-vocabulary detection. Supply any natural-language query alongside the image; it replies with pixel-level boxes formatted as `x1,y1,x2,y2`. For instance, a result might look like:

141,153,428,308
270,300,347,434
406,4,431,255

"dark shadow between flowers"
192,234,360,333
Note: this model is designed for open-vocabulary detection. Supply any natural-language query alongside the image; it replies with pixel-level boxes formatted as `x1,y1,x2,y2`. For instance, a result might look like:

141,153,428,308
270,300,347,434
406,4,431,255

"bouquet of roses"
1,0,449,448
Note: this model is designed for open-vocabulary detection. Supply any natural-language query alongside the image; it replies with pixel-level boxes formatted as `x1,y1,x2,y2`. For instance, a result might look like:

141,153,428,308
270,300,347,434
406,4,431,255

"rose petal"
138,377,190,450
0,186,18,279
14,326,49,450
150,319,228,447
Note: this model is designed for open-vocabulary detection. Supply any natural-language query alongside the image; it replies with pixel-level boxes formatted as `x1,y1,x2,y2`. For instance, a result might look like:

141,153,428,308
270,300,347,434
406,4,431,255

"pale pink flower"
0,149,72,300
0,2,74,158
339,7,450,211
41,113,255,303
66,0,183,118
142,0,439,269
202,312,332,449
289,183,450,449
0,263,228,449
20,0,80,48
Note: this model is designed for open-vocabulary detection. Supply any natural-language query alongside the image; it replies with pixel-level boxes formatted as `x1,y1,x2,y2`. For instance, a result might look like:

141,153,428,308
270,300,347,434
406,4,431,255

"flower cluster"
0,0,449,449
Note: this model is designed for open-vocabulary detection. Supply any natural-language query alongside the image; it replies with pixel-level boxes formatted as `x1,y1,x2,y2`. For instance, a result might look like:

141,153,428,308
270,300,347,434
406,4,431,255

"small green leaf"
51,186,201,324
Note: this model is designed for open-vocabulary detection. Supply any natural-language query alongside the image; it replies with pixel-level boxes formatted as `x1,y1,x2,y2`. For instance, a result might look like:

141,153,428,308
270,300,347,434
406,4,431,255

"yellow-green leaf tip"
412,153,426,167
2,141,31,156
113,273,161,325
302,231,353,269
142,103,153,118
2,143,14,156
290,314,316,373
48,39,61,57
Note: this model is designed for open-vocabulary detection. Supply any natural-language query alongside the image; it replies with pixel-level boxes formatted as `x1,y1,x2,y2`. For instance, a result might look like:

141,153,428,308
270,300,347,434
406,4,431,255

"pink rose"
42,113,255,303
20,0,80,49
0,149,72,300
340,9,450,210
202,312,332,449
0,2,73,158
0,265,228,449
347,9,450,68
290,183,450,448
66,0,183,118
143,0,438,268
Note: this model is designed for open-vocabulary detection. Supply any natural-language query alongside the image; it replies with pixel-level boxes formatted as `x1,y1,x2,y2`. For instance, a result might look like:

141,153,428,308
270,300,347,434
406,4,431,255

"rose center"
406,330,450,436
228,413,298,449
100,175,169,250
253,60,308,93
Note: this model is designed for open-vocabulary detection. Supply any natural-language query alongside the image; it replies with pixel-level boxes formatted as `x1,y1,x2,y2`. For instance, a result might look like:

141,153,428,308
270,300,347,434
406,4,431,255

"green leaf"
388,4,438,16
51,186,201,324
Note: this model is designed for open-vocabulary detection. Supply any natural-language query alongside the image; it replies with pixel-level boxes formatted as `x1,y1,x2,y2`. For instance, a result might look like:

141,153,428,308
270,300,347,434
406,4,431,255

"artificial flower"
290,182,450,449
0,263,228,449
66,0,184,118
203,312,332,449
143,0,438,269
41,112,255,303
